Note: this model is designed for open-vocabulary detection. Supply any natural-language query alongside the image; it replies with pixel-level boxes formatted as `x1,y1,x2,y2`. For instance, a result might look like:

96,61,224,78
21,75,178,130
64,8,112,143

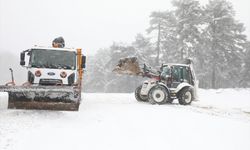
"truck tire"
178,87,193,105
135,85,148,102
148,85,169,105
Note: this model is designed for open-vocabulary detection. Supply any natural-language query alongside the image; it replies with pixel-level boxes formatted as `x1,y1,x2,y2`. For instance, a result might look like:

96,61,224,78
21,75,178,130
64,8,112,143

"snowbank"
197,88,250,113
0,92,8,110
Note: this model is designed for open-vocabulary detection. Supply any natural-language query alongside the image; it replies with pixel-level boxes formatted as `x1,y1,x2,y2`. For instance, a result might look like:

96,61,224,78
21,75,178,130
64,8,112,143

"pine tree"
159,11,179,64
148,11,169,66
172,0,204,61
83,49,111,92
203,0,247,88
148,11,181,64
240,42,250,87
132,33,154,65
104,43,142,92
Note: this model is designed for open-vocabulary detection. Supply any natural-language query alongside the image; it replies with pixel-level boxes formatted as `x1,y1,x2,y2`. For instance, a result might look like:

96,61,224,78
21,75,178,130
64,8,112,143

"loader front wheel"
178,87,193,105
135,85,148,102
148,85,169,105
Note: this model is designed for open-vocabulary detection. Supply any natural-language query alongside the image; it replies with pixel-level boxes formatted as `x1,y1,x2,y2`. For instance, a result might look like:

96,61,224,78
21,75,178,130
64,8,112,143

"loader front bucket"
0,86,81,111
112,57,142,75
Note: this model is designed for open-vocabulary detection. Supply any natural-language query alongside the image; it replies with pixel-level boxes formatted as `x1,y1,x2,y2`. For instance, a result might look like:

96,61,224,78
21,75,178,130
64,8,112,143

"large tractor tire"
148,85,169,105
135,85,148,102
178,87,193,105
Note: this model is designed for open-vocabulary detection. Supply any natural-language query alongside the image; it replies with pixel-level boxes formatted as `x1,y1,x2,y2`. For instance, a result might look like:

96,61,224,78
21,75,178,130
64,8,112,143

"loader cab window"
160,66,171,80
172,65,191,83
30,49,76,70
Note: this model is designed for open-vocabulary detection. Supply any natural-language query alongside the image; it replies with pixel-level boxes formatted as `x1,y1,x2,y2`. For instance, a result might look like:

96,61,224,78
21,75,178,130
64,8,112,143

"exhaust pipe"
5,68,15,86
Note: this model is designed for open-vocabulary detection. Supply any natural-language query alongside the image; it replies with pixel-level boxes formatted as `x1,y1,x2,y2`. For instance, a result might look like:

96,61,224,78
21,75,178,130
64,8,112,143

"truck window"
30,49,76,70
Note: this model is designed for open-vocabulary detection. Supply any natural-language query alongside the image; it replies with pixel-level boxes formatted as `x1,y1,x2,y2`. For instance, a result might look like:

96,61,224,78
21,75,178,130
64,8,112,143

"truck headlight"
35,70,41,77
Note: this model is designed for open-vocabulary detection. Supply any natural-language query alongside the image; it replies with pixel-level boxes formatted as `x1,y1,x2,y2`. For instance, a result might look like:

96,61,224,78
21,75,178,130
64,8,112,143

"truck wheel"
148,85,169,105
178,87,193,105
135,85,148,102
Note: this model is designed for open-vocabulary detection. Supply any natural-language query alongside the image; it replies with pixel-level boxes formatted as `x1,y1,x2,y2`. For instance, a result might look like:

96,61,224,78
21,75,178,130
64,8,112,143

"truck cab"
20,46,86,86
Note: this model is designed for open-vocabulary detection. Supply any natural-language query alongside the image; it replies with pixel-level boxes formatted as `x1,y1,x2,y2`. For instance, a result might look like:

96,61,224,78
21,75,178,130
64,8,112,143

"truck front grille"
39,79,63,85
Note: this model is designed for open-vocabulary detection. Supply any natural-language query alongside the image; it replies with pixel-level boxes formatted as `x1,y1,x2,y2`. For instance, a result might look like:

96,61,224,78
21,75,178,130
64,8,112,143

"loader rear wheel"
178,87,193,105
148,85,169,105
135,85,148,102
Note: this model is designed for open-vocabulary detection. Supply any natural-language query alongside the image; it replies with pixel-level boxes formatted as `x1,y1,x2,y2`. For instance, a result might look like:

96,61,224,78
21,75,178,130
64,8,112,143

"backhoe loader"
113,57,198,105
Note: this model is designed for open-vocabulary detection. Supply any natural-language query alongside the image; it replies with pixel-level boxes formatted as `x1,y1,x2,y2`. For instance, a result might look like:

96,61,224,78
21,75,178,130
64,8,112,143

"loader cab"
160,64,194,88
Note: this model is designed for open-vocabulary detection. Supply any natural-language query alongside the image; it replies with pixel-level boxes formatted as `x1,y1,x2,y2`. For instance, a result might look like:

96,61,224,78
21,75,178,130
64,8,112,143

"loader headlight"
35,70,41,77
60,71,67,78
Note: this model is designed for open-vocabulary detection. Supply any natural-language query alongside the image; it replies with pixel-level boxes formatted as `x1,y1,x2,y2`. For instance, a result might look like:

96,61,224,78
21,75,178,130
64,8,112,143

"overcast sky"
0,0,249,56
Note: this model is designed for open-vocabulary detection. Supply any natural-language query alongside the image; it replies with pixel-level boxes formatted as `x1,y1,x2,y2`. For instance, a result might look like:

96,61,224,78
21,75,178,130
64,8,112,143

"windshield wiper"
56,64,73,69
32,63,44,68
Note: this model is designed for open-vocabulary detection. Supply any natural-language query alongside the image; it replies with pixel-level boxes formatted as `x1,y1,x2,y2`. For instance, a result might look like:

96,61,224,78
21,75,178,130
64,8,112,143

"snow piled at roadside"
0,89,250,150
196,88,250,113
0,92,8,110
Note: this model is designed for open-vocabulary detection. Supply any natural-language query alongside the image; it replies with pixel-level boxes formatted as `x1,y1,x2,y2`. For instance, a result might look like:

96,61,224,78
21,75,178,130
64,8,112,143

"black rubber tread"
135,85,148,102
178,87,193,105
148,85,169,105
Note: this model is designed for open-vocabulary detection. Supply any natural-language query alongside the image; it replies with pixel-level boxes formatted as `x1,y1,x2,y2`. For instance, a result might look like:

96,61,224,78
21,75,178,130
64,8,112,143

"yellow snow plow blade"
112,57,142,75
0,86,81,111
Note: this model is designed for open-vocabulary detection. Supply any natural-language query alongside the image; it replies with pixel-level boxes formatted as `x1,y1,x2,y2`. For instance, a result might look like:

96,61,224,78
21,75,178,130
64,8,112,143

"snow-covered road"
0,89,250,150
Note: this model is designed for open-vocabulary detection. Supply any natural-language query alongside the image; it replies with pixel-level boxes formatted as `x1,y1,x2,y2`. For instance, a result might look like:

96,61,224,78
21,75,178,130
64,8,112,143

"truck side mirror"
81,55,86,68
20,52,25,66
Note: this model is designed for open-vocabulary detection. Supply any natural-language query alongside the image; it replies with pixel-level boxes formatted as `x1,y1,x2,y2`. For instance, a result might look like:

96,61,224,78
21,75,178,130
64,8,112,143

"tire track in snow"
172,102,250,122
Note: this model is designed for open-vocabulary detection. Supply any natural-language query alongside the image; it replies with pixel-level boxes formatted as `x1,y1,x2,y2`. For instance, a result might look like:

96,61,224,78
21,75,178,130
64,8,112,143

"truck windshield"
30,49,76,70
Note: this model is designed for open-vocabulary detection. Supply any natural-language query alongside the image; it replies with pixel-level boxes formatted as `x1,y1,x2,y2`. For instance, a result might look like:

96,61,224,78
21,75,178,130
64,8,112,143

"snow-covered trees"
84,40,147,93
148,11,179,64
84,0,249,92
172,0,204,61
83,49,111,92
104,43,140,92
132,34,154,65
148,11,171,66
201,0,247,88
240,42,250,87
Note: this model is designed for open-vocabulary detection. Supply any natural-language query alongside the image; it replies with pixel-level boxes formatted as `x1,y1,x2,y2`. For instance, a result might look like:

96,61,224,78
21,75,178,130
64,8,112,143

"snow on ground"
0,89,250,150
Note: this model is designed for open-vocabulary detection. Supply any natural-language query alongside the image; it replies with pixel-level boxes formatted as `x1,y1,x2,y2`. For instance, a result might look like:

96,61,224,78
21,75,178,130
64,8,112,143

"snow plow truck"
113,57,198,105
0,46,86,111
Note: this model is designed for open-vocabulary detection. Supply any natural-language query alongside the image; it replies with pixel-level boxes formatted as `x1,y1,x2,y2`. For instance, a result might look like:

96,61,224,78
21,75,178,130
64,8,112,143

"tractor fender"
175,83,193,93
140,80,157,96
157,82,171,96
